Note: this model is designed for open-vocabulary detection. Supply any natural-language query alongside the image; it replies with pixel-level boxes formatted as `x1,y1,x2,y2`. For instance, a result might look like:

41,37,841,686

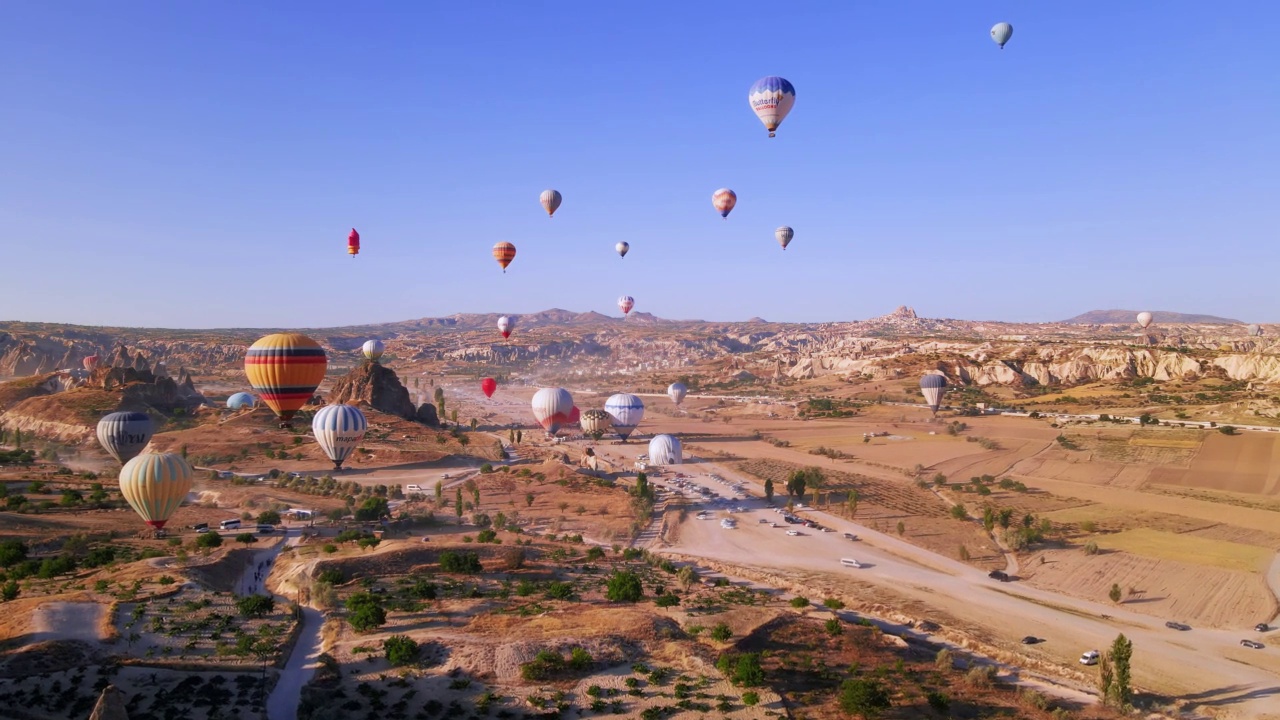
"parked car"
1255,623,1270,633
785,530,800,536
1021,636,1041,645
1240,639,1265,649
843,532,859,541
988,570,1010,582
1164,621,1191,631
1079,650,1100,666
840,558,862,568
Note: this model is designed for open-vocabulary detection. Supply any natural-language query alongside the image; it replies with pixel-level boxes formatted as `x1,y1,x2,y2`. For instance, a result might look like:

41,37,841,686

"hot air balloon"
776,226,794,251
1248,324,1264,337
605,393,645,440
362,339,385,363
616,241,630,258
668,382,687,406
119,452,193,531
498,315,515,339
227,392,255,410
1136,312,1154,329
481,377,497,398
580,409,612,438
569,406,581,425
712,189,737,219
83,354,100,371
97,411,155,464
618,296,635,316
348,228,360,258
648,434,682,465
990,22,1013,49
244,333,328,429
540,189,562,218
748,76,796,138
531,387,575,435
312,404,368,470
493,242,517,273
920,374,947,416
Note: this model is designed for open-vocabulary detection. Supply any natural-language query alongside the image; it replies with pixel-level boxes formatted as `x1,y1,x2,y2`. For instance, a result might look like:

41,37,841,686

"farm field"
1090,528,1274,574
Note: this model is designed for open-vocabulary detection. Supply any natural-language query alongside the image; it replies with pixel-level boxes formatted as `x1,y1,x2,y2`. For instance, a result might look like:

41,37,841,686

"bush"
502,546,526,570
935,649,954,672
654,593,680,607
0,540,29,568
825,617,843,636
235,594,275,617
346,592,387,633
965,665,998,687
439,550,482,574
715,652,764,687
1084,541,1100,555
838,678,891,717
949,504,967,520
789,596,809,609
926,690,950,713
256,510,281,525
545,581,575,600
384,635,419,666
585,546,605,561
317,568,345,584
606,571,644,602
476,529,497,543
823,597,845,610
710,623,732,642
742,691,759,706
196,532,223,549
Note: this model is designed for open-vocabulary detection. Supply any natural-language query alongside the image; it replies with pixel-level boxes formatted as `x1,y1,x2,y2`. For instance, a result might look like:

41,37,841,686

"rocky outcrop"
327,363,418,420
415,402,440,427
88,685,129,720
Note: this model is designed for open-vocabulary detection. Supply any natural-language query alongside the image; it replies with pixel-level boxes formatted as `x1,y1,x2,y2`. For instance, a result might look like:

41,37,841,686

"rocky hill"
1062,309,1244,325
326,362,439,426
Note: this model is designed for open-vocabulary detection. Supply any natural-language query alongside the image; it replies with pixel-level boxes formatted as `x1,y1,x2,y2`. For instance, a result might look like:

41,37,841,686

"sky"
1,2,1278,328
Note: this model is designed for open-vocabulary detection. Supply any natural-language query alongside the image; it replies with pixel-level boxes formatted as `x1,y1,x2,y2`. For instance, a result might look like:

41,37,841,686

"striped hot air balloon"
227,392,255,410
748,76,796,138
618,296,635,316
668,382,687,406
776,226,794,251
347,228,360,257
648,434,682,465
580,409,612,438
920,374,947,416
118,452,194,530
540,189,562,218
493,242,517,273
531,387,574,435
96,411,155,464
712,189,737,219
83,354,100,371
244,333,328,428
481,377,497,398
605,393,645,440
312,404,368,470
362,339,385,362
497,315,514,339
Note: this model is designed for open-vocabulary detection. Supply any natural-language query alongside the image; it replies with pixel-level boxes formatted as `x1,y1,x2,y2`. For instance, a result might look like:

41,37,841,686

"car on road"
758,518,769,524
770,522,778,528
988,570,1011,582
1079,650,1100,665
1255,623,1270,633
785,530,800,536
1021,636,1041,645
843,532,859,541
840,558,863,568
1240,639,1265,649
1165,621,1191,631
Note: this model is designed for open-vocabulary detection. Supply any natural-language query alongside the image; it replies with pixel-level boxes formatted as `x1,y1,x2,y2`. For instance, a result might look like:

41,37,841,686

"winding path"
265,531,327,720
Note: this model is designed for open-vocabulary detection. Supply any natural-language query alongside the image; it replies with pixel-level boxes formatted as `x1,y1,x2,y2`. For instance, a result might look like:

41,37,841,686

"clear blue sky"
2,2,1277,328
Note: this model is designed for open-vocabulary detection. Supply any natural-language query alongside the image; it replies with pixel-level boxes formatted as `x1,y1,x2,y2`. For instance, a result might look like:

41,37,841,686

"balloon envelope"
648,434,683,465
1136,312,1154,329
712,189,737,218
618,296,635,316
616,241,630,258
498,315,514,339
920,374,947,414
540,189,562,218
97,411,155,464
481,377,497,398
312,404,368,470
227,392,256,410
990,22,1013,48
532,387,575,434
667,382,687,406
244,333,328,426
362,339,385,362
580,409,612,436
605,393,645,440
348,228,360,257
83,355,100,371
119,452,193,530
748,76,796,137
493,242,517,272
775,226,794,250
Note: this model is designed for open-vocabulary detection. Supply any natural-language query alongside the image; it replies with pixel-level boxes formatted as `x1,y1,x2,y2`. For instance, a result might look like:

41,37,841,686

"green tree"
633,472,654,502
838,678,891,718
196,532,223,549
1107,633,1133,708
355,496,389,521
434,479,443,502
0,540,29,568
763,478,773,501
710,623,732,642
1109,583,1122,604
606,571,644,602
785,470,807,499
384,634,419,665
1,580,19,602
455,488,464,519
346,592,387,632
825,617,843,636
235,533,258,547
895,521,905,536
525,491,535,508
235,594,275,617
256,510,281,525
470,418,479,431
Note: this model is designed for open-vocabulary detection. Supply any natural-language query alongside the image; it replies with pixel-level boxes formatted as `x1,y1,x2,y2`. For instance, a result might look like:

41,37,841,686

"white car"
1079,650,1099,666
785,530,800,536
840,558,862,568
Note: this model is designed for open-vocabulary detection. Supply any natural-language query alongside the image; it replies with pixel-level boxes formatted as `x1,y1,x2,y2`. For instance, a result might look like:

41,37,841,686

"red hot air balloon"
347,228,360,258
83,355,100,371
569,406,581,425
481,377,497,398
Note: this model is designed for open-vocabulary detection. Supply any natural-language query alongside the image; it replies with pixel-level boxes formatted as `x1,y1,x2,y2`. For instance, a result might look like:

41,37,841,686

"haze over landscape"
3,4,1280,720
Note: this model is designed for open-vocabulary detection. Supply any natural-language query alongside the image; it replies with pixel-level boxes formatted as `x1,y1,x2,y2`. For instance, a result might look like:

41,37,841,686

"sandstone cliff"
327,362,419,421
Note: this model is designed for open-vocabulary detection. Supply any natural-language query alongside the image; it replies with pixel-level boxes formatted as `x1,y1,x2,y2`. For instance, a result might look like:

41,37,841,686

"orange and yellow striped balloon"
492,242,516,273
119,452,194,530
244,333,328,426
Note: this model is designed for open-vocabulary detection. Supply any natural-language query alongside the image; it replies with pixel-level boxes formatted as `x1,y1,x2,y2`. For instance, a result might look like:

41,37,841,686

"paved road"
265,531,325,720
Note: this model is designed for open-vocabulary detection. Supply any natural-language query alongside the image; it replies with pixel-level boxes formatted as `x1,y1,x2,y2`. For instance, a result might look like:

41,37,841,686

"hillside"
1062,309,1244,325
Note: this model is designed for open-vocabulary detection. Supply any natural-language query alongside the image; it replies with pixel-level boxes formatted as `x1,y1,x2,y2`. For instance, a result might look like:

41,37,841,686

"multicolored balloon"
990,22,1013,49
712,189,737,219
748,76,795,138
348,228,360,258
1136,312,1154,329
97,411,155,464
312,404,368,470
540,189,562,218
531,387,575,435
498,315,514,339
244,333,328,428
618,296,635,316
605,393,645,440
227,392,256,410
648,434,683,465
83,355,100,371
920,374,947,415
481,377,497,398
616,241,630,258
580,409,612,437
119,452,193,530
667,382,687,406
776,226,794,251
362,339,385,363
493,242,517,273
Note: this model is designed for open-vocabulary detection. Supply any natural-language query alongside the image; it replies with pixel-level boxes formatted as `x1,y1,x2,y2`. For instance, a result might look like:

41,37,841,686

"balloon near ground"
96,411,155,465
605,393,645,440
481,377,497,398
775,226,794,251
712,188,737,218
580,409,612,437
362,339,385,362
312,404,368,470
347,228,360,257
497,315,514,339
648,434,683,465
531,387,575,435
119,452,194,530
920,374,947,415
540,189,562,218
667,382,687,406
990,22,1013,49
83,354,100,371
227,392,255,410
492,242,517,272
748,76,795,138
1136,312,1154,329
244,333,328,428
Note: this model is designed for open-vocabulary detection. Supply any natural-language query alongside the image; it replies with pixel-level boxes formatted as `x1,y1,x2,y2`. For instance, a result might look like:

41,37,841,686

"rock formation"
327,362,418,420
88,685,129,720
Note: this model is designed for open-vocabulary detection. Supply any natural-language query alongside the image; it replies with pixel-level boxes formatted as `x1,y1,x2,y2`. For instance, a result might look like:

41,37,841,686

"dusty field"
1150,432,1280,496
1090,528,1274,573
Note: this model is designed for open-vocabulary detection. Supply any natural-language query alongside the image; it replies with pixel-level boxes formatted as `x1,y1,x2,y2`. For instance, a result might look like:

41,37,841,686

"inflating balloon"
648,434,682,465
227,392,255,410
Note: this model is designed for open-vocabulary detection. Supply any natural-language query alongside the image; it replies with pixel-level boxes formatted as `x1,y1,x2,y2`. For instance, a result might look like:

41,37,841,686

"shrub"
317,568,345,584
825,617,843,636
545,581,575,600
965,665,998,687
710,623,732,642
606,571,643,602
926,690,950,713
439,551,482,574
935,649,954,672
196,532,223,549
654,593,680,607
949,504,967,520
742,691,759,706
235,594,275,617
346,592,387,633
585,546,605,561
1084,541,1100,555
789,596,809,609
502,546,526,570
476,529,497,543
838,678,891,717
823,597,845,610
715,652,764,687
383,635,419,666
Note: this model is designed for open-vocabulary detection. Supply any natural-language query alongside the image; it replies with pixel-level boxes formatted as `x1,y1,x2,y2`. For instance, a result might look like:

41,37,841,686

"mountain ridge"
1061,309,1244,325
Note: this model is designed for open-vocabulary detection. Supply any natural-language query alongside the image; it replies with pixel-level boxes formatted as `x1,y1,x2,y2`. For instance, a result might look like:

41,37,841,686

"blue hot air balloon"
748,76,796,138
227,392,256,410
96,411,155,464
605,393,645,440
